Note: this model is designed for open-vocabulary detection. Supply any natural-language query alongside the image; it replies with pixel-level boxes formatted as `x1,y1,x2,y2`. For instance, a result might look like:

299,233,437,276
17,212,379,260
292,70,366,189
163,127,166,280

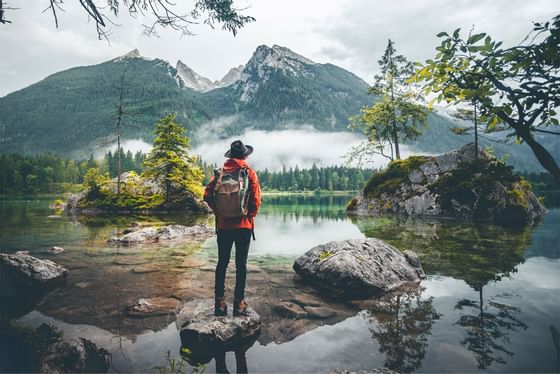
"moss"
319,250,334,261
363,156,430,198
346,197,358,211
428,159,532,221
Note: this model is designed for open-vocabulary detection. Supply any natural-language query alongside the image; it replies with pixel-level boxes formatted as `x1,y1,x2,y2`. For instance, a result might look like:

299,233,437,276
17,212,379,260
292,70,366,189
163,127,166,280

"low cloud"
192,127,419,171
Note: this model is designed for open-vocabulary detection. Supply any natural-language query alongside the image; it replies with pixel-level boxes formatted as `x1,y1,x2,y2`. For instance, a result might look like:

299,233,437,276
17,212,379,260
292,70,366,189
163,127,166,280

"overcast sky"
0,0,557,97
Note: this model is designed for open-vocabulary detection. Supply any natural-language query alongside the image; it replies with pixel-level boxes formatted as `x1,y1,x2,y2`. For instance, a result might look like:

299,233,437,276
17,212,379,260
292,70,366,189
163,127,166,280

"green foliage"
413,15,560,179
144,114,204,200
0,153,95,194
201,162,373,192
428,159,531,218
350,39,428,162
363,156,429,198
319,250,335,261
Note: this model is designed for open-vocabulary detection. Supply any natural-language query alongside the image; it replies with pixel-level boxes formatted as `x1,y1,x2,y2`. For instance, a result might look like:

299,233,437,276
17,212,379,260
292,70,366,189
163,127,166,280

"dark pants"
215,228,251,301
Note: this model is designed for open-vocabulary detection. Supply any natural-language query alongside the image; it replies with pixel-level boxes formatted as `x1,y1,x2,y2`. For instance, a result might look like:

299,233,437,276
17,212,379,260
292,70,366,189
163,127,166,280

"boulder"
293,239,425,297
176,299,262,349
39,337,111,373
348,143,547,226
127,297,180,317
0,253,68,289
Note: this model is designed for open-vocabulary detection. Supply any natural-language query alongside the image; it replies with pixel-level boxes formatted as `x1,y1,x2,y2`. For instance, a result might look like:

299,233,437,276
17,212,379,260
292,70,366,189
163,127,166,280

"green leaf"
468,33,486,44
437,31,449,38
453,28,461,38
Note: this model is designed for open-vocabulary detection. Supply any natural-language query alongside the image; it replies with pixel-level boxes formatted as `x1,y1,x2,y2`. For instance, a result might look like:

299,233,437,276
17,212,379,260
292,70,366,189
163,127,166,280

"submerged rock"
46,246,65,255
273,302,308,319
293,239,425,297
127,297,181,317
0,253,68,289
39,337,111,373
328,369,398,374
347,143,547,226
108,224,213,245
176,299,262,349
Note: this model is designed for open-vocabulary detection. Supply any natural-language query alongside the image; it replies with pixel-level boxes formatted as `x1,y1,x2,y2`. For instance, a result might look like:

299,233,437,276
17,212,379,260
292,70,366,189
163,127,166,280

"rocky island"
347,144,547,225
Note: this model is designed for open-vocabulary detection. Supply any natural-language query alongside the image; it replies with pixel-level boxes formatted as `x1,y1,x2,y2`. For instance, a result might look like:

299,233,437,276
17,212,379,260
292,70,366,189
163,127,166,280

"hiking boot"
214,297,228,316
233,299,250,317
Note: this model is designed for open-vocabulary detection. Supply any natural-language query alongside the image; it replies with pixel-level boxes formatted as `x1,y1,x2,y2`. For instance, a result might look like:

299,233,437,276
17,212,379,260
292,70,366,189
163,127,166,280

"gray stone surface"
304,306,337,319
108,224,213,245
348,143,547,225
293,239,425,297
46,246,65,255
176,299,262,347
0,253,68,288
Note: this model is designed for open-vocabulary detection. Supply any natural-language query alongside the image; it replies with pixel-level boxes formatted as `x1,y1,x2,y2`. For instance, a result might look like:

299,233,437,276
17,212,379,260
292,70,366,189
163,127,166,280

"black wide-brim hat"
224,140,254,158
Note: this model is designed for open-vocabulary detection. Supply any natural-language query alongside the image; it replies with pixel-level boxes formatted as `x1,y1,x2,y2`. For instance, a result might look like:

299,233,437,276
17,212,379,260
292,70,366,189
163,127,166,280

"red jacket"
203,158,261,230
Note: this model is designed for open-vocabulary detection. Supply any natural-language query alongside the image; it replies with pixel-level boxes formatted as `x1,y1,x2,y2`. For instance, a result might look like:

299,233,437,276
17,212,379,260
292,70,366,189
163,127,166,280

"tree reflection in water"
454,290,527,369
364,288,441,373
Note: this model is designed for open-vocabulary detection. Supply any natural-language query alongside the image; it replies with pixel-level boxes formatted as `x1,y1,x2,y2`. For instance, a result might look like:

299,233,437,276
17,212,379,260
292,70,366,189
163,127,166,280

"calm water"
1,194,559,373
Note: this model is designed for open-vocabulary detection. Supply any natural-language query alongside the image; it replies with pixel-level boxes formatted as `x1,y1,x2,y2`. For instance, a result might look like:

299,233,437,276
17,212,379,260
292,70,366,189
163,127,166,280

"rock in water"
293,239,425,297
39,338,111,373
157,224,214,240
107,224,213,245
347,143,547,226
176,299,262,349
0,253,68,289
127,297,180,317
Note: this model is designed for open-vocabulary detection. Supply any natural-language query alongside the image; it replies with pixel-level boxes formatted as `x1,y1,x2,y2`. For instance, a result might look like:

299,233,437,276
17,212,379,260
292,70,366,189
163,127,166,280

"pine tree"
143,114,203,202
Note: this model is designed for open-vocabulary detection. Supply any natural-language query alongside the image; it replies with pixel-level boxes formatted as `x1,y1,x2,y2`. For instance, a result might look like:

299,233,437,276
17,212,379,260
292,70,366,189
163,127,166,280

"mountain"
0,45,556,172
0,45,371,156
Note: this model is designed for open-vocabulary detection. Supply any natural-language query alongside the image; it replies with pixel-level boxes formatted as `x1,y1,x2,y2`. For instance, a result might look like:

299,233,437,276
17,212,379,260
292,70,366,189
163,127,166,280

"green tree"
1,0,255,40
143,114,203,202
413,15,560,179
349,39,428,163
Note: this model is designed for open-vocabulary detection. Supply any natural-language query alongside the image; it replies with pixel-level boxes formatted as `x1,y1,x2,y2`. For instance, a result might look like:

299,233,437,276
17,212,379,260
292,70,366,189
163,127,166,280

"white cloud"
2,0,557,96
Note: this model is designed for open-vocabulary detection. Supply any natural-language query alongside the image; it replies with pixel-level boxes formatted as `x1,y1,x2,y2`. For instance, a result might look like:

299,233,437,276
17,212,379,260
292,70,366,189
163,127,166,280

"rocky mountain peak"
219,64,244,87
248,44,315,72
175,60,217,92
113,48,142,62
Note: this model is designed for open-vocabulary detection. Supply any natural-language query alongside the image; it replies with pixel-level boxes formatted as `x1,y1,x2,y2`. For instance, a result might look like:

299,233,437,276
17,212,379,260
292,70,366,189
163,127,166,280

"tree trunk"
393,127,401,160
473,100,478,161
522,134,560,180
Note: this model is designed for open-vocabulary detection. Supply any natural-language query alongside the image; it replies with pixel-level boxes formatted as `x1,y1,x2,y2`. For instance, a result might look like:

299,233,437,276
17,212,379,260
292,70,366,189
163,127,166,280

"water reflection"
352,216,532,290
454,290,527,369
363,287,441,373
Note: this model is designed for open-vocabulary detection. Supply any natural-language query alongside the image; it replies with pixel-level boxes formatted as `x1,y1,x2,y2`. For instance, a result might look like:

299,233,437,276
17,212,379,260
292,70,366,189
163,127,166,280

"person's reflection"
214,349,248,374
181,334,256,374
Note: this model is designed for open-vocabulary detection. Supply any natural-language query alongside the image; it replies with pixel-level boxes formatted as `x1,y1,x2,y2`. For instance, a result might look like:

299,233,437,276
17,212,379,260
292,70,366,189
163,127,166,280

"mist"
192,127,419,171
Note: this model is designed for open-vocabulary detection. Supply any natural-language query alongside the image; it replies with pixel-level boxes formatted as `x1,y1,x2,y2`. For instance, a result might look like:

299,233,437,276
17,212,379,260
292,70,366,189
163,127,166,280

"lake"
1,193,559,373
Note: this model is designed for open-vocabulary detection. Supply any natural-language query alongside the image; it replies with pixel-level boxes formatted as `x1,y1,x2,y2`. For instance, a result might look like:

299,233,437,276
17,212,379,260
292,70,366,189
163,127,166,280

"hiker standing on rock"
204,140,261,317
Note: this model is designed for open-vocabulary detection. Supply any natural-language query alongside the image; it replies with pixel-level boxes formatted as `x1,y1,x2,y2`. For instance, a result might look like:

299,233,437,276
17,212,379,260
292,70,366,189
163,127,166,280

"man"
203,140,261,317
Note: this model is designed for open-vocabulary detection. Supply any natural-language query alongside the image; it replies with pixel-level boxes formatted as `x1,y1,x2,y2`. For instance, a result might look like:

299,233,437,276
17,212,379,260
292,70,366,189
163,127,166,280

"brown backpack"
212,167,250,218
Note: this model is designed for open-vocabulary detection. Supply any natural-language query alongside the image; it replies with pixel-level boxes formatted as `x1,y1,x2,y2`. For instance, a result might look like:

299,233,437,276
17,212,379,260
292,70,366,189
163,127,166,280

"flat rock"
108,227,158,245
176,299,262,349
158,224,214,240
0,253,68,288
293,239,425,297
108,224,214,245
304,306,337,319
328,369,398,374
127,297,180,317
290,294,322,307
273,302,308,319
